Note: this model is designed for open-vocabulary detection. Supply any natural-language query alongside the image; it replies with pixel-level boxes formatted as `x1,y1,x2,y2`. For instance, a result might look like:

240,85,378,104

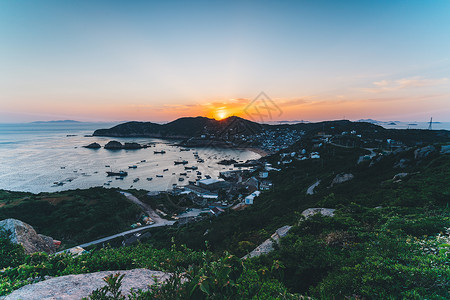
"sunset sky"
1,0,449,123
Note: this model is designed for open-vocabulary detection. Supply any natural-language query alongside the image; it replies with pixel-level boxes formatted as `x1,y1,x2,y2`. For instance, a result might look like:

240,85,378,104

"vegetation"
1,140,449,298
0,187,141,247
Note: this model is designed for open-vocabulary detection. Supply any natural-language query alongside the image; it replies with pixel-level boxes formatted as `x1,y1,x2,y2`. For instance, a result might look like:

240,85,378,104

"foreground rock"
2,269,171,300
83,142,101,149
0,219,55,254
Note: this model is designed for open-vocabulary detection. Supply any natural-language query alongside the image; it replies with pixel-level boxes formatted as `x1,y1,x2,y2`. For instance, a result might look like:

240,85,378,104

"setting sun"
215,109,228,120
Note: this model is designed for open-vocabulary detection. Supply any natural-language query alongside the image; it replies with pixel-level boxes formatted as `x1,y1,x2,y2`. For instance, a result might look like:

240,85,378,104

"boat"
184,166,198,170
163,168,169,172
105,165,110,168
180,172,187,176
197,159,204,163
180,148,190,151
141,160,146,162
205,175,211,179
146,177,153,181
133,178,140,182
156,175,163,178
154,150,166,154
107,171,128,177
174,160,188,165
115,177,124,180
128,165,137,169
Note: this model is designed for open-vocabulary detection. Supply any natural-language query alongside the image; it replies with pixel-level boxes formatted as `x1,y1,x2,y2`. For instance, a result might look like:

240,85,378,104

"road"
56,191,174,254
119,191,166,223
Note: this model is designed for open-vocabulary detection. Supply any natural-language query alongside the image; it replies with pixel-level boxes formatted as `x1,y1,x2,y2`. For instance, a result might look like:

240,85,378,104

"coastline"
240,147,270,157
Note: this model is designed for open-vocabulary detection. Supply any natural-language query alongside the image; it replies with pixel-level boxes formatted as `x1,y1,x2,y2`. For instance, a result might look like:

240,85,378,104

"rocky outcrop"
243,225,292,259
83,142,101,149
393,173,408,181
331,173,354,186
123,142,142,149
301,208,336,219
0,219,55,254
104,140,123,150
414,145,436,160
2,269,171,300
441,145,450,154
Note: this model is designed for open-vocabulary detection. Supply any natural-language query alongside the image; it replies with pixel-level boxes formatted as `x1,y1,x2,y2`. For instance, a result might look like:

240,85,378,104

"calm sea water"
0,123,260,194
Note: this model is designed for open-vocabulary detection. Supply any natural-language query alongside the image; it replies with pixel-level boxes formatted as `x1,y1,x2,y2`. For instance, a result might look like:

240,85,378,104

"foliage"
0,187,141,246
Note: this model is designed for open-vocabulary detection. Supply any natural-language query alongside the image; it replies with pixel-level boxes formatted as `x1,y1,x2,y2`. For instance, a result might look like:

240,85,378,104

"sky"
1,0,449,123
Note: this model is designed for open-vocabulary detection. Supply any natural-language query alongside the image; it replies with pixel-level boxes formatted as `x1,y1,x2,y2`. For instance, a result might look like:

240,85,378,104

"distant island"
31,120,81,124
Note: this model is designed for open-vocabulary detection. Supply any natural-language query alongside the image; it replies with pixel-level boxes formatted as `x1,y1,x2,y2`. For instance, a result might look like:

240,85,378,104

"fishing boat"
154,150,166,154
128,165,137,169
174,160,188,165
184,166,198,170
156,175,163,178
107,171,128,177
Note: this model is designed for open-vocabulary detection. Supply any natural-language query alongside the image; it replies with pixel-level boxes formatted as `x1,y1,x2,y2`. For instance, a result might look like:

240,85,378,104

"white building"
244,191,261,205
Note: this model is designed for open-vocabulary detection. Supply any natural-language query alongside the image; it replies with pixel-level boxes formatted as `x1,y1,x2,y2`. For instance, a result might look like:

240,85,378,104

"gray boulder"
440,145,450,154
0,219,55,254
2,269,171,300
301,208,336,219
331,173,354,186
414,145,436,160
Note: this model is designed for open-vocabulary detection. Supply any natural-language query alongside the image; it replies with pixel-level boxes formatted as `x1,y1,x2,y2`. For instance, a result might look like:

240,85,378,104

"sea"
0,122,260,194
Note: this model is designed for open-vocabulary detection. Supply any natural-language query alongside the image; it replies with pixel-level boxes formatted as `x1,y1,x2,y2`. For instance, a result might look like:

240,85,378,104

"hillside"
1,131,449,298
93,117,450,150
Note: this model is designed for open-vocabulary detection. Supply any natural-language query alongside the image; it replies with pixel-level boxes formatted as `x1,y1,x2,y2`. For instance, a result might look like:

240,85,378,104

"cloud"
360,76,448,93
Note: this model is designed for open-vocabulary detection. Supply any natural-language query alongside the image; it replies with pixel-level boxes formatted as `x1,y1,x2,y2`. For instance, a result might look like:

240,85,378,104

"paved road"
119,191,166,224
56,192,175,254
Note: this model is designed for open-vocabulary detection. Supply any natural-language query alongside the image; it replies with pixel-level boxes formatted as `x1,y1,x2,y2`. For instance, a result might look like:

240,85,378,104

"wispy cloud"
360,76,448,93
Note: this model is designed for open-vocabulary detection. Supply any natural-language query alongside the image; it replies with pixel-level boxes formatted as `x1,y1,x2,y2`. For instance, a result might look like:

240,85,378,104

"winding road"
56,191,174,254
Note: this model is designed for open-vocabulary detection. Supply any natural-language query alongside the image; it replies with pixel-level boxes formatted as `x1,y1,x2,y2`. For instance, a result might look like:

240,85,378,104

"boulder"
104,140,123,150
301,208,336,219
440,145,450,154
393,173,408,181
123,142,142,149
414,145,436,160
331,173,354,186
83,142,101,149
2,269,171,300
0,219,55,254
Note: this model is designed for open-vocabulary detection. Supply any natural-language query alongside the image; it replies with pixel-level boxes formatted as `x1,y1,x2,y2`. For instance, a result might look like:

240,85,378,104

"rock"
0,219,55,254
122,142,142,149
2,269,171,300
83,142,101,149
440,145,450,154
394,158,409,169
414,145,436,160
301,208,336,219
243,225,292,259
104,140,123,150
393,173,408,181
331,173,354,186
